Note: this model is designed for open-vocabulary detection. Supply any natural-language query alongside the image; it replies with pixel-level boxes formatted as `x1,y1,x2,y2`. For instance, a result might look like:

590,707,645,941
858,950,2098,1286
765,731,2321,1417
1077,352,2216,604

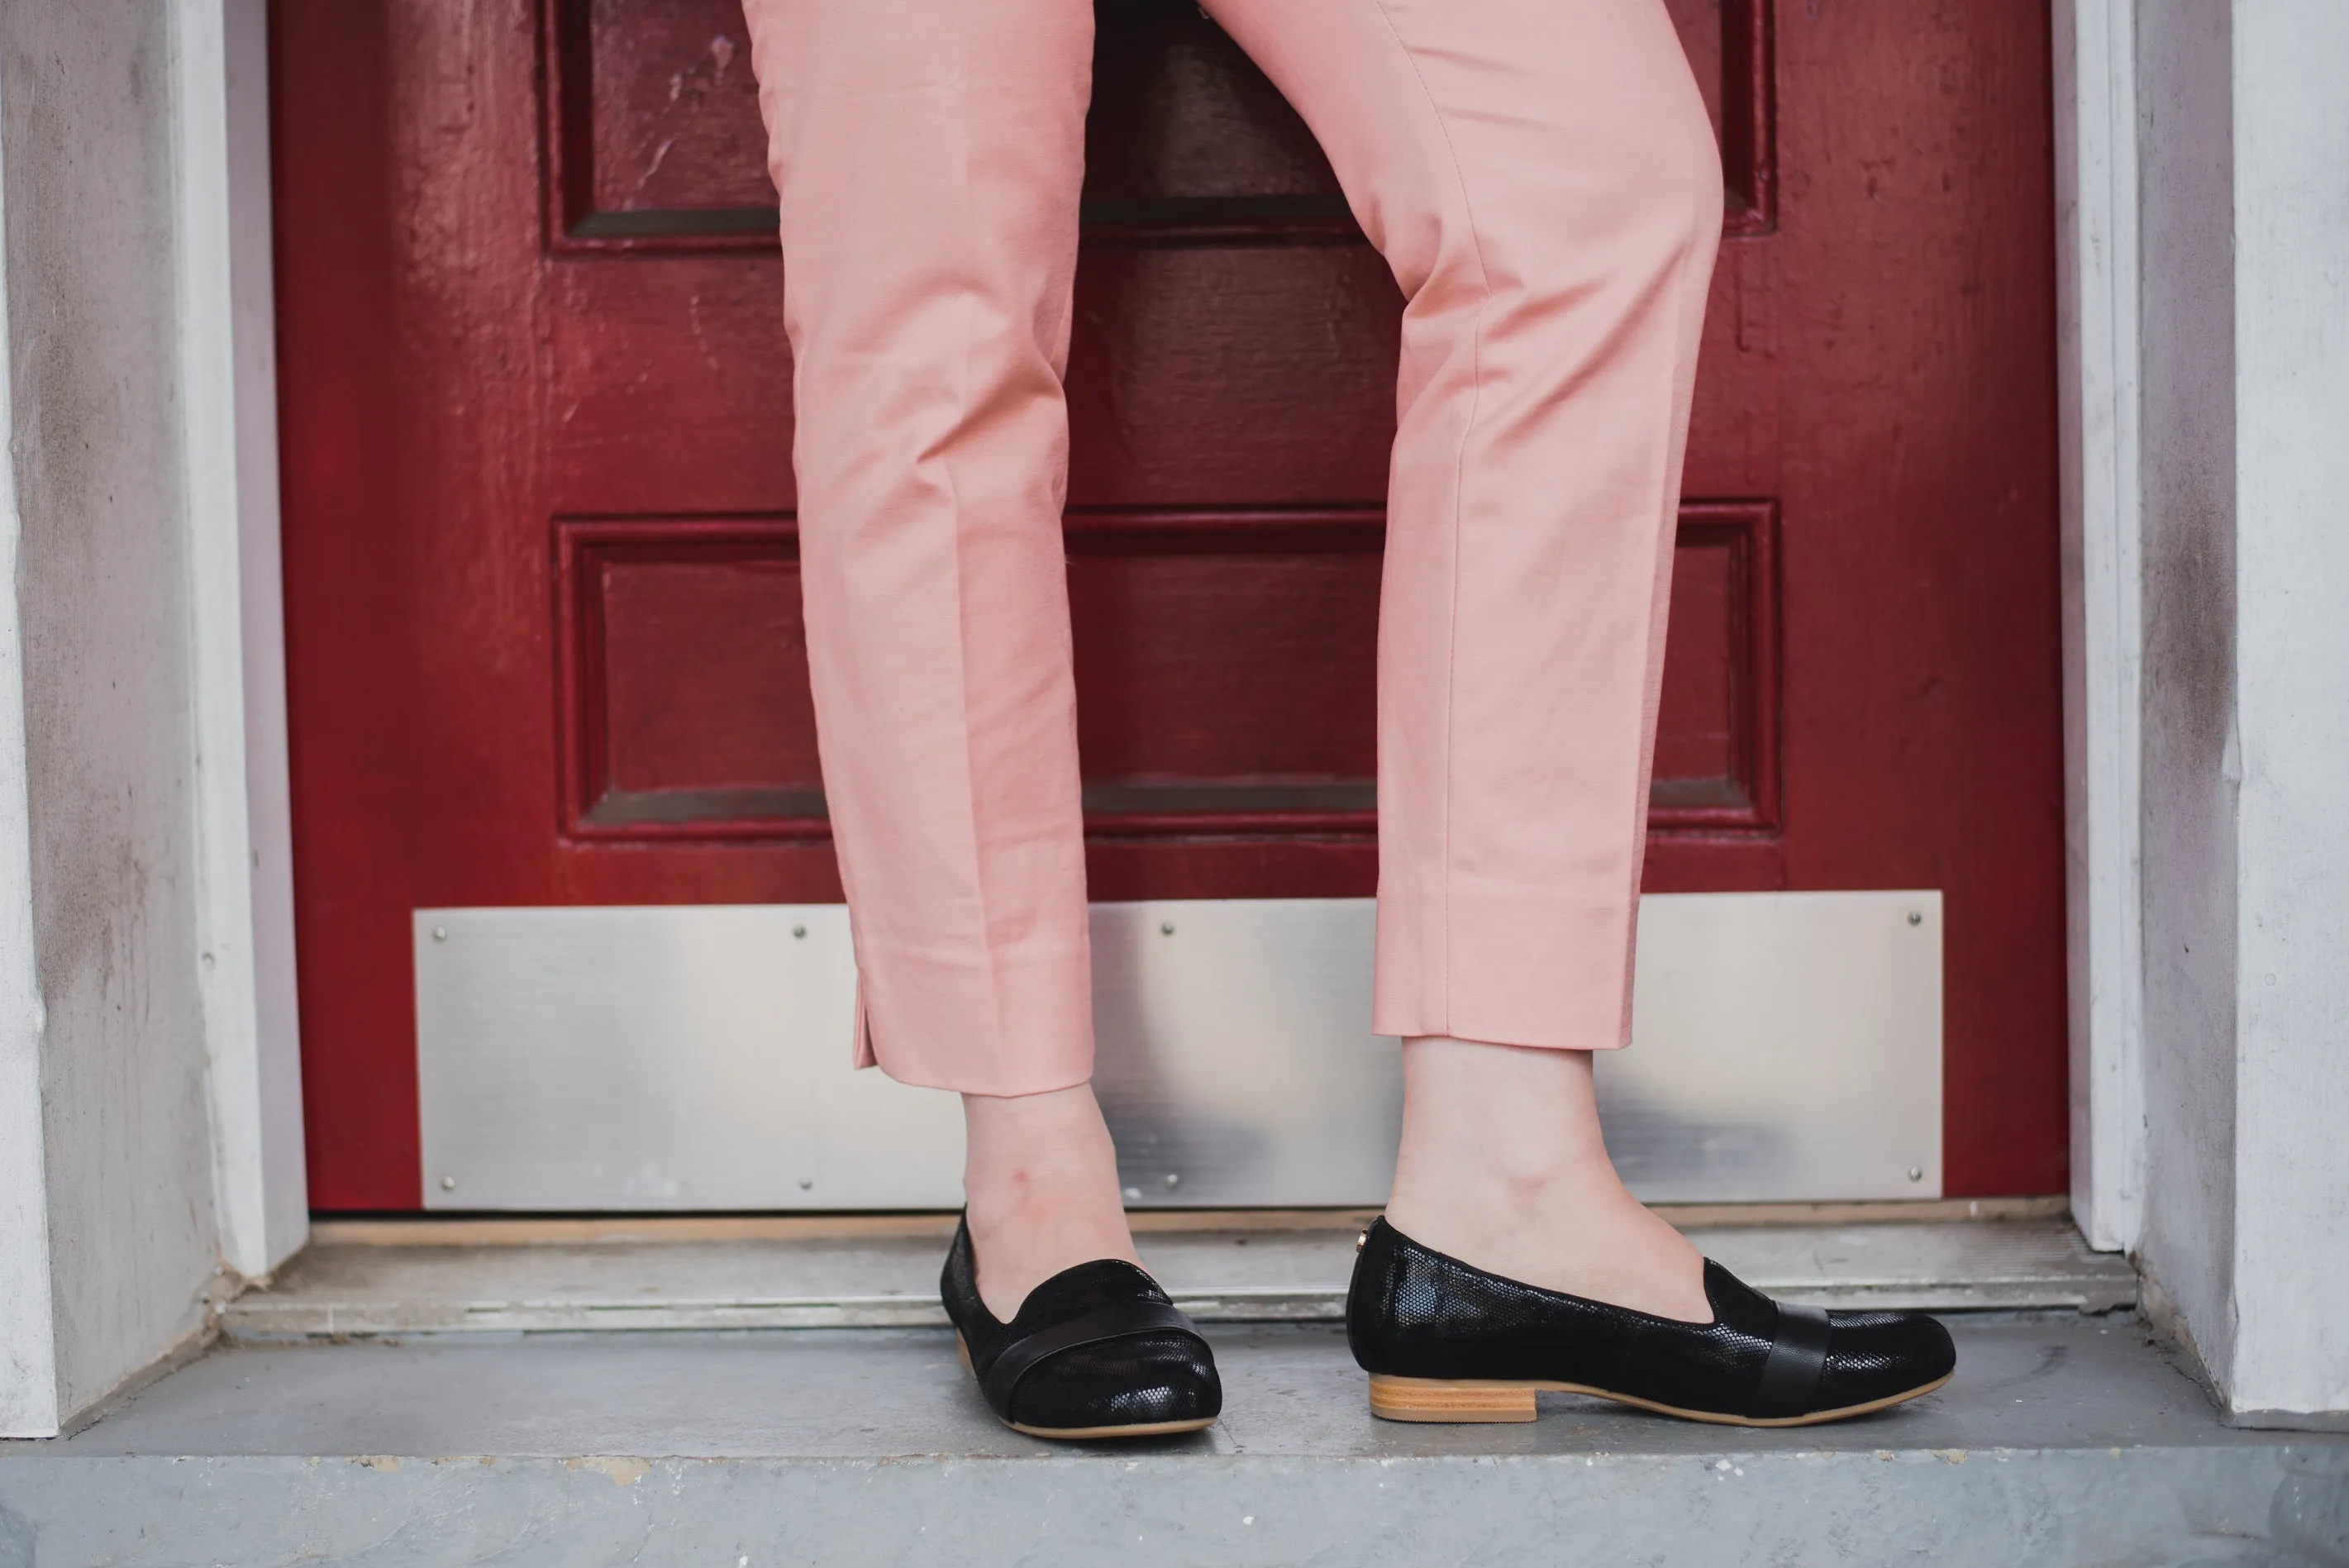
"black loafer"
940,1218,1222,1440
1347,1218,1955,1427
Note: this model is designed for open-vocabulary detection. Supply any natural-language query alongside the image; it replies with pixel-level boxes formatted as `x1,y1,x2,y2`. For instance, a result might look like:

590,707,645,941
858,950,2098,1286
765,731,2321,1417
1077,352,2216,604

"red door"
272,0,2065,1210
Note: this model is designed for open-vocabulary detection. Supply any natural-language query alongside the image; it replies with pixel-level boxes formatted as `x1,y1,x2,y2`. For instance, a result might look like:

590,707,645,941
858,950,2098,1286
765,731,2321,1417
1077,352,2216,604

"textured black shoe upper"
941,1219,1222,1433
1347,1218,1954,1420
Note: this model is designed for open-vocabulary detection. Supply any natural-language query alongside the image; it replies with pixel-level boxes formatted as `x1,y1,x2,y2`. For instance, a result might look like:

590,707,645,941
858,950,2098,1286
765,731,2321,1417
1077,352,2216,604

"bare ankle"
960,1082,1137,1318
1385,1035,1709,1322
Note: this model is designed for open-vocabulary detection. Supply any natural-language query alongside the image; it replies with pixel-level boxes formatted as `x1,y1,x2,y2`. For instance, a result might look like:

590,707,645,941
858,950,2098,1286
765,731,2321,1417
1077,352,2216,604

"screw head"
791,924,807,939
1163,1173,1181,1189
798,1178,813,1191
1907,911,1923,927
431,925,448,942
1122,1186,1142,1202
1908,1165,1925,1182
1160,921,1176,936
440,1175,456,1191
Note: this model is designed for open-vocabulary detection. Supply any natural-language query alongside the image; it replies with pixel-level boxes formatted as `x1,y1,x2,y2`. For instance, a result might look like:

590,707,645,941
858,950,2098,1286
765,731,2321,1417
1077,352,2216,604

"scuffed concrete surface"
1,1446,2336,1568
2,1319,2343,1565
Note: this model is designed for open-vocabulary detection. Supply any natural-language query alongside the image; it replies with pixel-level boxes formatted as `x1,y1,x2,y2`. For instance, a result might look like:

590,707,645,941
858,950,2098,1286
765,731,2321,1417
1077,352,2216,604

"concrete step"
221,1206,2137,1337
3,1314,2343,1566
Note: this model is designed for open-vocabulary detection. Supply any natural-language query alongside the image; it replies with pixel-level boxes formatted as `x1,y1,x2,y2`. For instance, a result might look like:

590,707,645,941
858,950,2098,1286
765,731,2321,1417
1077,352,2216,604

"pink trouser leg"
743,0,1721,1093
1200,0,1725,1049
742,0,1098,1094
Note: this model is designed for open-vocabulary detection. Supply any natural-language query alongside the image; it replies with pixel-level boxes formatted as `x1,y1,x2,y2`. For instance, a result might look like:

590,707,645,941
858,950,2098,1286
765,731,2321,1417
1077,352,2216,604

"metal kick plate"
415,893,1942,1211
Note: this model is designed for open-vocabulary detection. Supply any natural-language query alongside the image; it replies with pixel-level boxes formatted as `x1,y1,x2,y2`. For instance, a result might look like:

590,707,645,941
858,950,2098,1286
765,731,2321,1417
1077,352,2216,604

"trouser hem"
848,945,1096,1097
1372,886,1640,1051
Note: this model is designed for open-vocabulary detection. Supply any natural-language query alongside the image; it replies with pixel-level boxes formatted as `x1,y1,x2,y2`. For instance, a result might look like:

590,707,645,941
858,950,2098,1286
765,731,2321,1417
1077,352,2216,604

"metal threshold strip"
221,1201,2136,1341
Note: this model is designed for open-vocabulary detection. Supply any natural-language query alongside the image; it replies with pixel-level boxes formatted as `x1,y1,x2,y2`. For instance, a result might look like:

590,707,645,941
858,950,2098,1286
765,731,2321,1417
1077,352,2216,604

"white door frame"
175,0,309,1280
2053,0,2146,1255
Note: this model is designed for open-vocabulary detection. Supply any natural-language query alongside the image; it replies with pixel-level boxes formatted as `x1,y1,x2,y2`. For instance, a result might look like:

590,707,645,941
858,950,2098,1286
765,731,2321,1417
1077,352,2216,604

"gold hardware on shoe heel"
1367,1375,1539,1423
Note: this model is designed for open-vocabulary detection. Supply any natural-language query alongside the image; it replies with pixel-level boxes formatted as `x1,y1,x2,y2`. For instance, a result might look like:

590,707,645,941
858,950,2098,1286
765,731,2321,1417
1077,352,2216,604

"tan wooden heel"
1367,1375,1540,1423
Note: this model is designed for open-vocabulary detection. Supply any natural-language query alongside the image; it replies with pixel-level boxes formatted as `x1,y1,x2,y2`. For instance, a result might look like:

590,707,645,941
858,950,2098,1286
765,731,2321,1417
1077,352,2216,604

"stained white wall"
2126,0,2349,1423
0,0,226,1433
0,108,55,1437
2223,0,2349,1424
2132,0,2242,1393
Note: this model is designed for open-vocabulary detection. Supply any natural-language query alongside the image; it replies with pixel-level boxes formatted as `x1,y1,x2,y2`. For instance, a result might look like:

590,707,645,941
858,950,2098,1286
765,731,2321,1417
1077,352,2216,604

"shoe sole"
956,1332,1220,1442
1366,1370,1956,1427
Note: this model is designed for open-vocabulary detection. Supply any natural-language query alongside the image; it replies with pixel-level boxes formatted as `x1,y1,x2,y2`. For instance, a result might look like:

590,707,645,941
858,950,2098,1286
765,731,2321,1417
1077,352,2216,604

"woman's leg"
741,0,1133,1318
1205,0,1724,1319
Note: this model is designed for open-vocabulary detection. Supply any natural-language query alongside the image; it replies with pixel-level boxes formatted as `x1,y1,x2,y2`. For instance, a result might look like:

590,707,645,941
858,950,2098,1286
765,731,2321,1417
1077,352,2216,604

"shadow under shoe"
941,1218,1222,1440
1347,1217,1956,1426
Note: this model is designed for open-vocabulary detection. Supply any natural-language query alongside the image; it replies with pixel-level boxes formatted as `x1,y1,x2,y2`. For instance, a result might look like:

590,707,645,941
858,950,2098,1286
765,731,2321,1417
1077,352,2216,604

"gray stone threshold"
222,1211,2137,1338
3,1318,2342,1566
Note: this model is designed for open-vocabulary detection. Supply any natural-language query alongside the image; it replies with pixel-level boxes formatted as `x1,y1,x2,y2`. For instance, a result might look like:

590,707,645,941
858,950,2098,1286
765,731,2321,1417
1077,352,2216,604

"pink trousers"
742,0,1722,1095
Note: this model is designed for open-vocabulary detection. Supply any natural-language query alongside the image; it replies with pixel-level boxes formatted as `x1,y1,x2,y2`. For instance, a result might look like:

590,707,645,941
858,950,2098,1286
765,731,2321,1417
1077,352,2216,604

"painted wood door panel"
272,0,2064,1208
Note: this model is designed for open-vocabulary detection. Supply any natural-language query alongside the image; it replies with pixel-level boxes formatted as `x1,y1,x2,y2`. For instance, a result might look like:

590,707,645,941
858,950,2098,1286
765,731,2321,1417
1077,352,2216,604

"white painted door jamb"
2055,0,2147,1256
172,0,308,1281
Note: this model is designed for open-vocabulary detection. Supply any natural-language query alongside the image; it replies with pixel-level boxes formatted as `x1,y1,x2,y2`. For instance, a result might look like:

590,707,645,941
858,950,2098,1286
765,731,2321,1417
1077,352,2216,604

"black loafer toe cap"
1004,1330,1222,1432
1817,1309,1957,1411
